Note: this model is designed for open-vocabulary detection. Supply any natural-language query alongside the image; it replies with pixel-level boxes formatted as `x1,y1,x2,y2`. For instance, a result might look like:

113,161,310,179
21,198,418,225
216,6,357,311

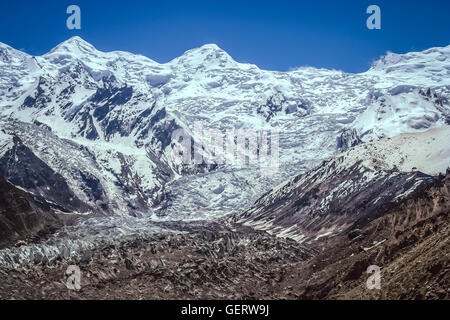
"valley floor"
0,177,448,300
0,173,449,300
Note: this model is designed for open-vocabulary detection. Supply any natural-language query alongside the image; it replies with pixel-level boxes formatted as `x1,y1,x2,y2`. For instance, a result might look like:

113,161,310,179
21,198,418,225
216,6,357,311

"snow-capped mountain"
0,37,450,222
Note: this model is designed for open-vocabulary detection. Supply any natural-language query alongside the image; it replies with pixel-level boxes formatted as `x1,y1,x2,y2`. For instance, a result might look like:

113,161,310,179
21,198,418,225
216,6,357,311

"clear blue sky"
1,0,449,73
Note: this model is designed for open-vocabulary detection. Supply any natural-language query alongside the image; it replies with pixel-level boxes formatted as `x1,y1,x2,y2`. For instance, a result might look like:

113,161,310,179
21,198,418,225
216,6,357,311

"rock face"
239,164,435,242
271,169,450,300
0,176,61,248
0,120,164,216
237,127,450,242
0,135,89,213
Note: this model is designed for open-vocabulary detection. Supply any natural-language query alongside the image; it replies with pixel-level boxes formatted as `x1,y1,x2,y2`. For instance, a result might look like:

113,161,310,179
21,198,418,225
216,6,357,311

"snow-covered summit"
48,36,98,56
370,45,450,71
366,45,450,88
348,88,450,143
170,43,242,70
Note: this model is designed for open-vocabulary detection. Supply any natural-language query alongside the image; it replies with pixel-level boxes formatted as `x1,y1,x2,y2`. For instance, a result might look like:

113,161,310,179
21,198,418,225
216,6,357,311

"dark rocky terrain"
268,169,450,300
0,176,63,248
0,134,91,214
237,160,436,242
0,224,315,300
0,170,448,300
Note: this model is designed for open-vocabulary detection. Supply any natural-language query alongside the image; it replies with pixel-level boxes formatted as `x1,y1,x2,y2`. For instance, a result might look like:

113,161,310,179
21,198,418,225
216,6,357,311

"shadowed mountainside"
0,176,62,248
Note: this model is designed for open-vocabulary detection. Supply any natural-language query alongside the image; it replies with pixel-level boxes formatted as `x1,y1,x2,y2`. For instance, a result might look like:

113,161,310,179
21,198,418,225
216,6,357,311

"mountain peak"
369,44,450,71
181,43,227,56
198,43,221,50
173,43,237,68
47,36,97,57
65,36,91,45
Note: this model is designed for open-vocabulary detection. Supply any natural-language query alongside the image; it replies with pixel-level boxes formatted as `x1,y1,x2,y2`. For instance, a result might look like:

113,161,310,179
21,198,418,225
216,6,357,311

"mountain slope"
0,176,63,248
271,169,450,300
237,126,450,242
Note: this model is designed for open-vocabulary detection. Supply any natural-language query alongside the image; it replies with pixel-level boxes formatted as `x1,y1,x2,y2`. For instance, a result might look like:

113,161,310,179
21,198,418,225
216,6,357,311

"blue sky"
0,0,449,73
